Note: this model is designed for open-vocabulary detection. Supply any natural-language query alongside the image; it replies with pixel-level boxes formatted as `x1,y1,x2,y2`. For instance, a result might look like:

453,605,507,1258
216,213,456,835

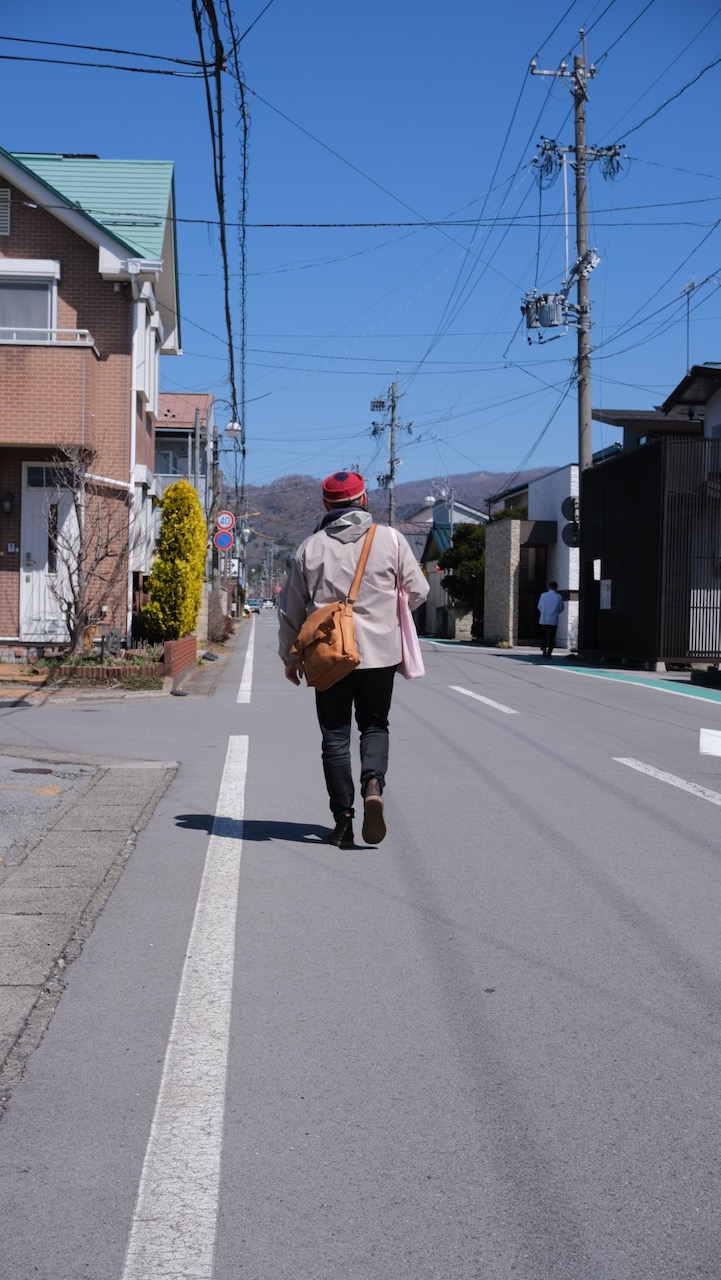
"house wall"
0,183,135,483
527,463,579,649
0,184,143,640
484,518,520,643
704,387,721,437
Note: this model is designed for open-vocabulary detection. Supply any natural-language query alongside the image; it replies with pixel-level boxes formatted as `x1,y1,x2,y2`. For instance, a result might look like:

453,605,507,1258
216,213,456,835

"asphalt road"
1,619,721,1280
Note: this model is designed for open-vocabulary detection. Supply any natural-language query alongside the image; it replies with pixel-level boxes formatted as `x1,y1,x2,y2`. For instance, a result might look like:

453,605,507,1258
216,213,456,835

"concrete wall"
484,518,520,643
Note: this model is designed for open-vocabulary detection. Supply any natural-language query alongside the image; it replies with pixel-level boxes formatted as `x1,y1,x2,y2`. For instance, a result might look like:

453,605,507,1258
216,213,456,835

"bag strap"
347,524,377,605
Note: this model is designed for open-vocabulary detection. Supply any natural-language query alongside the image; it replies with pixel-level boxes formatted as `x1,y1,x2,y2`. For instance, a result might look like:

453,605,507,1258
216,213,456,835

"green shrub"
139,481,207,640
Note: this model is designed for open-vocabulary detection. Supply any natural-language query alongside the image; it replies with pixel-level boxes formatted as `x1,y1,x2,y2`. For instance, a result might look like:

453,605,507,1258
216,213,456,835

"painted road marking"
450,685,519,715
121,735,248,1280
237,616,255,703
548,665,721,706
614,757,721,807
700,728,721,756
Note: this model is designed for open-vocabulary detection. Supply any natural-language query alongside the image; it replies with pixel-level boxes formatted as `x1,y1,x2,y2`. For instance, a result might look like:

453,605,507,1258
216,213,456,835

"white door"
19,465,77,642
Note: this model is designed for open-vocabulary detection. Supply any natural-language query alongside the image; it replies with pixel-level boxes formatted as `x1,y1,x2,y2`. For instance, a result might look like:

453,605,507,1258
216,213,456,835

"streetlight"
425,480,454,529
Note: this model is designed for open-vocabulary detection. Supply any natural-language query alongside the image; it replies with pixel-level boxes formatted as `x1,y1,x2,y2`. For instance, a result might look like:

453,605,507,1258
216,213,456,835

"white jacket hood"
315,507,373,543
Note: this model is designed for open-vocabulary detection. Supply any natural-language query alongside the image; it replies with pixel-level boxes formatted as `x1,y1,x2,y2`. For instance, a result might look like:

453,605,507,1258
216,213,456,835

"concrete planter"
57,663,164,679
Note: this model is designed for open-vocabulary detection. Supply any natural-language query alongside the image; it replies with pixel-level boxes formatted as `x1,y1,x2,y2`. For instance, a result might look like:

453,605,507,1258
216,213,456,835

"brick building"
0,147,180,651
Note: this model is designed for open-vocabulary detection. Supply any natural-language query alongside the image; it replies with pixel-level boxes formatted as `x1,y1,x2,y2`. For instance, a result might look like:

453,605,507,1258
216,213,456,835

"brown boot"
361,777,386,845
328,811,354,848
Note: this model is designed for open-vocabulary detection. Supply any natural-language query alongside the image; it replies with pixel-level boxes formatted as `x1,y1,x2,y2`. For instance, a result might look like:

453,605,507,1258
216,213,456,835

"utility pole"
388,384,398,527
573,53,592,474
371,381,412,526
193,406,201,492
532,38,598,473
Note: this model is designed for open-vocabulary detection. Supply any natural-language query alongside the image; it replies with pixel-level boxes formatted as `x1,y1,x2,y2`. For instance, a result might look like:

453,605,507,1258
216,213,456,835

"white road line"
700,728,721,757
614,756,721,807
237,617,255,703
449,685,519,715
121,735,248,1280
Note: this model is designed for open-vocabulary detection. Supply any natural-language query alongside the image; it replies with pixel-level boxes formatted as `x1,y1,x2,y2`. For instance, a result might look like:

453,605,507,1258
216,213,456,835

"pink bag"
393,530,425,679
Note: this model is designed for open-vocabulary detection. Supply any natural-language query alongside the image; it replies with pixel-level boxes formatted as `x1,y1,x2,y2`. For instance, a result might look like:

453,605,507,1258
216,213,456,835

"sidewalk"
424,637,721,685
0,634,238,705
0,630,243,1114
0,748,179,1117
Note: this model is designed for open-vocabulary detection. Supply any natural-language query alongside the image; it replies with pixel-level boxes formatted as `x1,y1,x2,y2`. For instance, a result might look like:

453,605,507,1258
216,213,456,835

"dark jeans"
315,666,396,817
540,624,558,656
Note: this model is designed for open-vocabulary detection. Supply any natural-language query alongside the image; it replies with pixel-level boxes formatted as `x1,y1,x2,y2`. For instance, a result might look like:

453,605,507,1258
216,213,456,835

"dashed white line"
700,728,721,757
449,685,519,715
614,756,721,807
121,735,248,1280
237,616,255,703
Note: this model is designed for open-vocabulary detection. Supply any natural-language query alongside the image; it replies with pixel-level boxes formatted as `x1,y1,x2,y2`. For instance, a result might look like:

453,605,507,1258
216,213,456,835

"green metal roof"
9,153,174,260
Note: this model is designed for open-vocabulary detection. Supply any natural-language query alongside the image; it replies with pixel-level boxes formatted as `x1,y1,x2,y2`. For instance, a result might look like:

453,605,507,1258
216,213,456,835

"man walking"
278,470,428,847
537,580,565,658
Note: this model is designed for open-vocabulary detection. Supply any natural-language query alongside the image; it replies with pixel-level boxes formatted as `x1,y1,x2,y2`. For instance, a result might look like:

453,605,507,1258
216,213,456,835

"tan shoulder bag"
291,524,377,691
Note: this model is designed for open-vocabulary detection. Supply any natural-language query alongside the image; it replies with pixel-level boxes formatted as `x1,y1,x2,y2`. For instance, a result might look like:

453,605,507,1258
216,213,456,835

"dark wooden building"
581,437,721,665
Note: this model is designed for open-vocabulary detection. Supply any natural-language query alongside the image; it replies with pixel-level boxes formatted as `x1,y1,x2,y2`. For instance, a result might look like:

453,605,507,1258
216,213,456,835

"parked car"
246,598,260,614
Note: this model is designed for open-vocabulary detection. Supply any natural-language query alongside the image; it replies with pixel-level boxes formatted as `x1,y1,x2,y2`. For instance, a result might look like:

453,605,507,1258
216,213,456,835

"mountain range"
233,468,549,567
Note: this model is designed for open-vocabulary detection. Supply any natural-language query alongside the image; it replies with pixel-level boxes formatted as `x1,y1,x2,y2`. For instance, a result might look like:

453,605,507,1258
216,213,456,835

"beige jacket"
278,509,429,670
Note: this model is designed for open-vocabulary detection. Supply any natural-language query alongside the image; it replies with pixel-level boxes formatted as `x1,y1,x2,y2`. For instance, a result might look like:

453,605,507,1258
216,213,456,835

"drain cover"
12,767,53,775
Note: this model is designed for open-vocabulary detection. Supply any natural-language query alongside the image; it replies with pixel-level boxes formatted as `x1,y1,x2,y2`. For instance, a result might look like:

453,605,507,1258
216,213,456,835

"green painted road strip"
550,664,721,706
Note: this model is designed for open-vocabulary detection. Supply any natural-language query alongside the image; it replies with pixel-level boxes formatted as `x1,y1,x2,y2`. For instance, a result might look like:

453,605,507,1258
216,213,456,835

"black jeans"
315,666,396,817
539,623,558,656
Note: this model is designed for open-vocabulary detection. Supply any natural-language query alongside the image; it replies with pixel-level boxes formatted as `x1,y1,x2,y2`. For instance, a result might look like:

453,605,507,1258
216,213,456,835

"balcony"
0,339,100,450
0,327,99,354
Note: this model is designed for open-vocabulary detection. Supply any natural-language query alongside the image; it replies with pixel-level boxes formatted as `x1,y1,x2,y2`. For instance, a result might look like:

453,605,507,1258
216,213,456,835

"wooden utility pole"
371,380,411,527
531,37,599,473
388,382,398,527
573,53,593,474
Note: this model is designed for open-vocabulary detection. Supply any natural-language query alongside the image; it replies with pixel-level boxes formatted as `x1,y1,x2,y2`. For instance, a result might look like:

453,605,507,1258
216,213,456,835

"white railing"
0,327,96,345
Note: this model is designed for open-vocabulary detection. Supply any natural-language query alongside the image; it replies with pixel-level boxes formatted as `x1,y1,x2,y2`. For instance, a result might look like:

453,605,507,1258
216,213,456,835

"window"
0,280,52,338
0,189,10,236
48,503,59,574
0,259,60,341
27,465,73,489
155,440,190,477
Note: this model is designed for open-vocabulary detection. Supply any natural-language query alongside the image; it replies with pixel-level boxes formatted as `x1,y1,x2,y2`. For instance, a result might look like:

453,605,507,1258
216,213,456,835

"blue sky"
3,0,721,491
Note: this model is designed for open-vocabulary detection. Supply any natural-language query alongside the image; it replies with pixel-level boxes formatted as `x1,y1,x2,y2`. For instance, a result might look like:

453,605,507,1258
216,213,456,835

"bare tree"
45,445,133,655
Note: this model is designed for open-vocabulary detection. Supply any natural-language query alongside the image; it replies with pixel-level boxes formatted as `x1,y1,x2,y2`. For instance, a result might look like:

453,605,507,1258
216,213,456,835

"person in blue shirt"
537,581,565,658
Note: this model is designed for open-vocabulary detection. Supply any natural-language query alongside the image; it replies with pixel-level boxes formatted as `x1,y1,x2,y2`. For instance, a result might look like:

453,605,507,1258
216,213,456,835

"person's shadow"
175,813,329,844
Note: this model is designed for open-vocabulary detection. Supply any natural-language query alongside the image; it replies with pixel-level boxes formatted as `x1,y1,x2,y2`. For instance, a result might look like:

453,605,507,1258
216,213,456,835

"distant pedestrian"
278,470,429,848
537,581,564,658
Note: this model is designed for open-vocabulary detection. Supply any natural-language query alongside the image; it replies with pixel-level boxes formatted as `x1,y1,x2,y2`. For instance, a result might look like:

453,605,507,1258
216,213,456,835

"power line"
0,33,206,65
0,52,204,76
233,86,522,290
611,52,721,145
237,0,279,43
14,191,721,230
594,0,657,63
219,0,250,505
601,5,721,138
192,0,242,481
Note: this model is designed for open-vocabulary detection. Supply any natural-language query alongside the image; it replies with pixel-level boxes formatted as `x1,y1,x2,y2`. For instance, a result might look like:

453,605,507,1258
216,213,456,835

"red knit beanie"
321,471,366,504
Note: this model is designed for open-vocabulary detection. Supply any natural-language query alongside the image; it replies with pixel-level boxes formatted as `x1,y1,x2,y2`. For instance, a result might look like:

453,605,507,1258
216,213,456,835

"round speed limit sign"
216,510,236,531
